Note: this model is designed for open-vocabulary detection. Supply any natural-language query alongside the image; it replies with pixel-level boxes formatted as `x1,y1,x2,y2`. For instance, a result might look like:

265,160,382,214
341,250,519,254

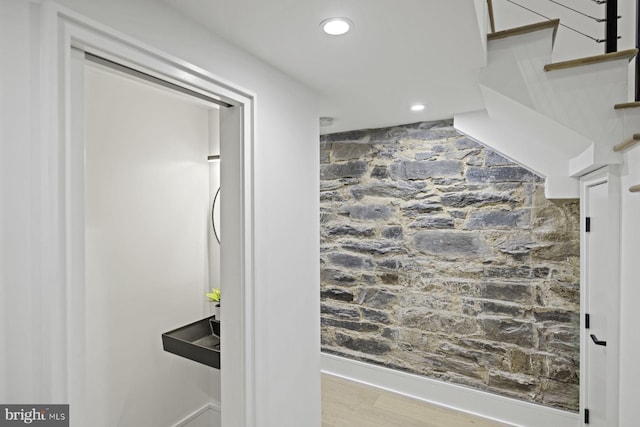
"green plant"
206,288,221,303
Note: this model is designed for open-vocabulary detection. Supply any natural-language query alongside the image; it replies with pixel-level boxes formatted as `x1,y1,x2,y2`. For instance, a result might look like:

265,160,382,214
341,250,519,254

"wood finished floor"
322,374,513,427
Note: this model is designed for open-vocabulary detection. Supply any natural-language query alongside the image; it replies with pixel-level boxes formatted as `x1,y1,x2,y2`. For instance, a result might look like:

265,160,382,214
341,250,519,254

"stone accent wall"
319,120,580,411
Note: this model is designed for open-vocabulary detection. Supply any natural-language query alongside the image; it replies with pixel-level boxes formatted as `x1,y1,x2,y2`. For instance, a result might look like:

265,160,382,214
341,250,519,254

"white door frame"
579,167,621,426
40,4,257,426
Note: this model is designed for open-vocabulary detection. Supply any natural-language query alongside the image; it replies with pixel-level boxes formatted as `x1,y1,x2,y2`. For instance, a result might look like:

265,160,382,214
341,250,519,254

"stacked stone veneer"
320,120,580,411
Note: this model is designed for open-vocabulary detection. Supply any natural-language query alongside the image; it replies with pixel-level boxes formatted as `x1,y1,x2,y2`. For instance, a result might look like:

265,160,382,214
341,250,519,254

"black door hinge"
585,408,590,424
586,217,591,232
585,313,590,329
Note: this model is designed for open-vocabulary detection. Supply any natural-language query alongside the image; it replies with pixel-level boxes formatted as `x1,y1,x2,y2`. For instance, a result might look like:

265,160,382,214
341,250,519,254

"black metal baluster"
636,0,640,101
606,0,618,53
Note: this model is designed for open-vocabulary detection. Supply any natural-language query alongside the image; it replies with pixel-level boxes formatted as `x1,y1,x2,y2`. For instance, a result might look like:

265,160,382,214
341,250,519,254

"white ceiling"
160,0,488,134
159,0,635,134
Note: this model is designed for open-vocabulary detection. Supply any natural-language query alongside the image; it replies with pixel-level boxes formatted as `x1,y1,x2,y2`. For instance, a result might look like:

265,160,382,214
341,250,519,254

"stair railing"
487,0,496,33
636,0,640,102
605,0,618,53
486,0,638,101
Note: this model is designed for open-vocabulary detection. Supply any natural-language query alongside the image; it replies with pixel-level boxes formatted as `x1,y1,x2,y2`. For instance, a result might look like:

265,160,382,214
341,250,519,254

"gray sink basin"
162,315,220,369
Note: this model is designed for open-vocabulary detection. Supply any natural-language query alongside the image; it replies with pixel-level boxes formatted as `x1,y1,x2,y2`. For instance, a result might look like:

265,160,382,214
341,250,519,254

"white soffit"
161,0,487,133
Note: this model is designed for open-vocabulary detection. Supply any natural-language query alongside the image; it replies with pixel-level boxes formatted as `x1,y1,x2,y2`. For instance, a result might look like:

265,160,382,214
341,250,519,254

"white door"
583,177,619,426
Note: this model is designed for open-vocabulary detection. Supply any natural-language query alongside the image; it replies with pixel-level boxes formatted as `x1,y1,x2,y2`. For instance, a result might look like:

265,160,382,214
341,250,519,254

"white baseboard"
321,353,580,427
172,402,221,427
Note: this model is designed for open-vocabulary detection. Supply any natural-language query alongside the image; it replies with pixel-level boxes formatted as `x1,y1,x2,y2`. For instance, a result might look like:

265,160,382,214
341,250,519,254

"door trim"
579,167,621,426
41,4,257,426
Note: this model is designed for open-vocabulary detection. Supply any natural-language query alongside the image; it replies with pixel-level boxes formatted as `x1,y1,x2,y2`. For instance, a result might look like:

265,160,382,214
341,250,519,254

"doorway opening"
83,52,222,426
58,14,256,426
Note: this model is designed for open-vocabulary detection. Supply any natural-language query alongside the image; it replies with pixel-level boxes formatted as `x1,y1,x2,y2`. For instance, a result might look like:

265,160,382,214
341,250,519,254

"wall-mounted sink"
162,315,220,369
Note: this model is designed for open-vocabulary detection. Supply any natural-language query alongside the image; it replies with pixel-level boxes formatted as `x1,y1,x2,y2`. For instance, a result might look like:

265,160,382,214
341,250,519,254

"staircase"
455,18,640,198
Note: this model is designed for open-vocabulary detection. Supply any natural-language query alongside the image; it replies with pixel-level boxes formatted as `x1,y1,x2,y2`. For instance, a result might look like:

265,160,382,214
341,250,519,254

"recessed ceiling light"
321,18,352,36
411,104,426,112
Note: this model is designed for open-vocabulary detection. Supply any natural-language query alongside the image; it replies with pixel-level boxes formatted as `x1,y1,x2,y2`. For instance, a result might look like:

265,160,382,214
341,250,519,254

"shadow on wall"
319,120,580,412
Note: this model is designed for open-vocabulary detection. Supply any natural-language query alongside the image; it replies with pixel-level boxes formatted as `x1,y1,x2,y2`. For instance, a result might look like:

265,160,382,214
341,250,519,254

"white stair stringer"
476,20,634,183
482,23,630,149
480,84,622,177
480,24,555,111
533,57,629,149
454,109,580,199
473,0,489,62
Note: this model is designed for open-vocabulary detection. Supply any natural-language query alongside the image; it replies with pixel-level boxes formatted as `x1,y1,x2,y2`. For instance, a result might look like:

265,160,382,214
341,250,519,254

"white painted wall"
84,63,218,427
0,0,49,402
619,145,640,427
1,0,320,426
